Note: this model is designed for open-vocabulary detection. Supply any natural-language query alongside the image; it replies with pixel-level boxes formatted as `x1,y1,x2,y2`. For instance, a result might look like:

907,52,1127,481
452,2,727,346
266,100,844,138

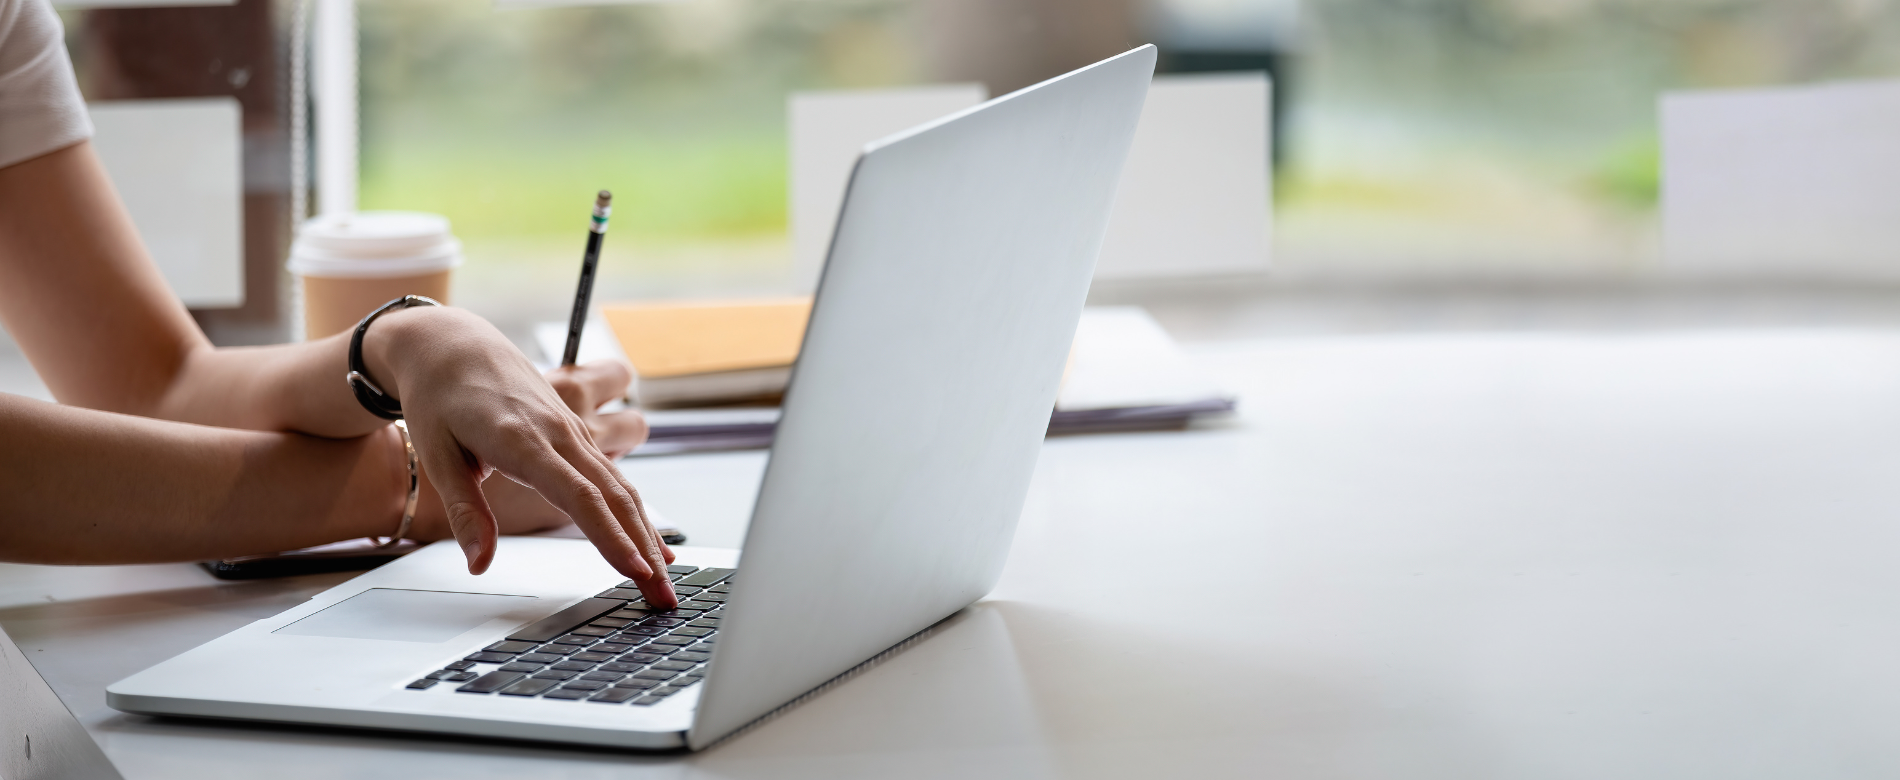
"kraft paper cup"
289,212,463,339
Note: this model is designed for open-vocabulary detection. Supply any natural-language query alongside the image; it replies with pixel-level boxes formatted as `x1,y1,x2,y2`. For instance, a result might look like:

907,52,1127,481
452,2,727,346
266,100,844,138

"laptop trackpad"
274,588,539,644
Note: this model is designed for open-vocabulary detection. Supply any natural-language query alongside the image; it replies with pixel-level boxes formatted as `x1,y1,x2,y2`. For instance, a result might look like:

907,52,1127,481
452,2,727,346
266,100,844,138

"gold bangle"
370,420,418,548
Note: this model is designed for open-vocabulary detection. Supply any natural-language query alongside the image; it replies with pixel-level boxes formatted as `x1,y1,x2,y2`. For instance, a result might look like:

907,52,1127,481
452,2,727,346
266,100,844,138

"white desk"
8,329,1900,777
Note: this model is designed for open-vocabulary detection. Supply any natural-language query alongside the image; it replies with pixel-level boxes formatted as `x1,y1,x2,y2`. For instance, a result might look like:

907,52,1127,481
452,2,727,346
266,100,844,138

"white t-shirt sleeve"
0,0,91,169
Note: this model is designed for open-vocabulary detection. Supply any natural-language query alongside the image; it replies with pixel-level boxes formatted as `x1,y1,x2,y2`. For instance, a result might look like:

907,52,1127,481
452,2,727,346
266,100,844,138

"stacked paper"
537,306,1233,456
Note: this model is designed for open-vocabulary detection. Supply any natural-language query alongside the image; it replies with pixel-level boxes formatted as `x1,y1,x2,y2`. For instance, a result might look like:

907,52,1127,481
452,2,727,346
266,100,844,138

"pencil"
561,190,611,367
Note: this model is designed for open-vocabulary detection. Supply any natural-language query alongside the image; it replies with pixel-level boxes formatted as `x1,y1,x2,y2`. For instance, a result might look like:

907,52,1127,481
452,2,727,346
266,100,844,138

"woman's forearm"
155,332,382,437
0,393,403,564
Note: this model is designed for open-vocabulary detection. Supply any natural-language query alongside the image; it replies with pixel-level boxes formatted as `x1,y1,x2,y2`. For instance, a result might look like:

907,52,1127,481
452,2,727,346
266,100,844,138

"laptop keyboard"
402,564,734,706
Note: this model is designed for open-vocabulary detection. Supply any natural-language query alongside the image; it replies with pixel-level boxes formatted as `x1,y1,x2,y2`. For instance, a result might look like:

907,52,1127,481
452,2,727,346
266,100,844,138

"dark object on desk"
632,397,1237,456
201,526,688,580
199,539,420,580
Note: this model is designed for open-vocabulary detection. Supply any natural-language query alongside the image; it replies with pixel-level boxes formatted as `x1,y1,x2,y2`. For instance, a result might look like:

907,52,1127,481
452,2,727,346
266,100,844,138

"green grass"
359,132,788,246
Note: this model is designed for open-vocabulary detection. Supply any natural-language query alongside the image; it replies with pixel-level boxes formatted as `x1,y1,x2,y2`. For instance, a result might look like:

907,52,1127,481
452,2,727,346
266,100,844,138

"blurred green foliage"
356,0,909,245
1591,134,1661,210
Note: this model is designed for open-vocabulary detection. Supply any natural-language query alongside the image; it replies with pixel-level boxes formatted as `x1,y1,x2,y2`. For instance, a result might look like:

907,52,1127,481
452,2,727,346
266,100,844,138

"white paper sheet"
1094,72,1273,279
788,84,988,293
1057,306,1228,411
89,98,244,308
1662,79,1900,274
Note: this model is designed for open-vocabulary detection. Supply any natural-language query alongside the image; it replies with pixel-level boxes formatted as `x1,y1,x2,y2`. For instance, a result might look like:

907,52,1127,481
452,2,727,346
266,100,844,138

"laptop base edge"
105,690,687,751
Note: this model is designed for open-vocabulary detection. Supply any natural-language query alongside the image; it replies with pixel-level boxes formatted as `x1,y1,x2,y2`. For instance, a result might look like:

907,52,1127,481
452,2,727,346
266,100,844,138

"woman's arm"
0,143,674,604
0,393,406,564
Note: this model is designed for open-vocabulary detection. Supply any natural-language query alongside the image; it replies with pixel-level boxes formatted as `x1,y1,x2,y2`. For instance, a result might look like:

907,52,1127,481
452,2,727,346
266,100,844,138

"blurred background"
41,0,1900,351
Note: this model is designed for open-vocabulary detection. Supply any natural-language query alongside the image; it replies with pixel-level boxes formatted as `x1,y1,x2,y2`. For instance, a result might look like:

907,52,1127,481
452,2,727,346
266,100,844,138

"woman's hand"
406,360,652,539
544,360,649,459
361,306,676,607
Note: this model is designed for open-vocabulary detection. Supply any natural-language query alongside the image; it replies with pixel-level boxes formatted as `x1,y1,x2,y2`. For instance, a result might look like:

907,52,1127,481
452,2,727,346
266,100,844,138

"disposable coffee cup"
288,212,463,339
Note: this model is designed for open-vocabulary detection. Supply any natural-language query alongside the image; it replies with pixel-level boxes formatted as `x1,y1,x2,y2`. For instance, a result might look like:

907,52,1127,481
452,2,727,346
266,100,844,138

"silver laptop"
107,45,1157,752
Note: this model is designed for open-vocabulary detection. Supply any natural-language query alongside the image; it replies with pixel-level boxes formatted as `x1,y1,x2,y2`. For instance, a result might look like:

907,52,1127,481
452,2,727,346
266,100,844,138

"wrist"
359,304,464,404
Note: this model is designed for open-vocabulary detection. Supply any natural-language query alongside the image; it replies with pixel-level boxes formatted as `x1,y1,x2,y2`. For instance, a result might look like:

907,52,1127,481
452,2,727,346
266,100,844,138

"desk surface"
8,329,1900,778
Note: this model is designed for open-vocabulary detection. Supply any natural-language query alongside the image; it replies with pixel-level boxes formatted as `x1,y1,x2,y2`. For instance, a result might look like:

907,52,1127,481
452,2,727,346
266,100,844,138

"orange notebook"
600,297,814,379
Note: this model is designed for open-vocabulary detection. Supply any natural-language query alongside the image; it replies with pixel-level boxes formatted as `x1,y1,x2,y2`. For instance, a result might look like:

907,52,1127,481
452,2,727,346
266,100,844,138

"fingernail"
460,536,484,571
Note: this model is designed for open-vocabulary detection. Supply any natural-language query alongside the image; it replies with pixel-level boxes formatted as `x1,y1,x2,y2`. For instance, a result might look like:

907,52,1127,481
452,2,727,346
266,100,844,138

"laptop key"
580,671,625,682
590,687,641,703
631,669,678,681
633,695,666,705
651,660,696,672
463,652,514,664
651,686,686,697
665,565,700,576
671,585,704,597
543,688,591,700
552,660,595,672
693,592,728,603
641,616,687,627
590,643,634,654
572,625,616,637
406,679,437,690
562,680,609,691
670,651,711,663
499,662,543,673
570,652,615,663
517,653,564,664
608,609,649,621
590,617,632,629
623,626,666,636
596,588,643,600
485,640,537,654
548,634,597,646
444,660,477,671
499,678,560,697
619,652,665,664
533,670,579,680
427,669,477,681
676,601,720,612
676,568,735,588
598,662,644,673
614,678,661,690
534,644,580,655
650,636,695,646
457,671,525,694
670,676,702,687
686,618,720,629
708,582,732,593
507,597,628,643
670,627,713,638
687,642,717,654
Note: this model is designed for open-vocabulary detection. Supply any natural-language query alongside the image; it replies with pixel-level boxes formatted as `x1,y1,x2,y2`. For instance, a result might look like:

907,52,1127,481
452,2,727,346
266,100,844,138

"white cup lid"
288,211,464,278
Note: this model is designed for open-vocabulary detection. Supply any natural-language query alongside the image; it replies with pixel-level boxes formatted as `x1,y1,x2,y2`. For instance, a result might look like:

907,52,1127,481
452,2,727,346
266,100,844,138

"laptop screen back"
688,46,1158,749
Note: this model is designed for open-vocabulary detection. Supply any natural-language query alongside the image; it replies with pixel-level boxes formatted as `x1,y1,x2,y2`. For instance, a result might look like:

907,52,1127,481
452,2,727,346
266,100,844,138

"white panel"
89,98,245,309
1094,71,1272,279
313,0,357,217
788,83,987,293
1663,79,1900,275
493,0,678,6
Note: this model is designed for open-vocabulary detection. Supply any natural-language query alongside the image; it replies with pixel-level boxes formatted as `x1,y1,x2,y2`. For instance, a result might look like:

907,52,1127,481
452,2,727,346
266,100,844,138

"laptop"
106,45,1158,752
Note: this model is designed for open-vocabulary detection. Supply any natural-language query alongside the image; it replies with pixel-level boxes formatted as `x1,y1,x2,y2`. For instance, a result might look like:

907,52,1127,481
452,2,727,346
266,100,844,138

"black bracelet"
347,295,441,421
